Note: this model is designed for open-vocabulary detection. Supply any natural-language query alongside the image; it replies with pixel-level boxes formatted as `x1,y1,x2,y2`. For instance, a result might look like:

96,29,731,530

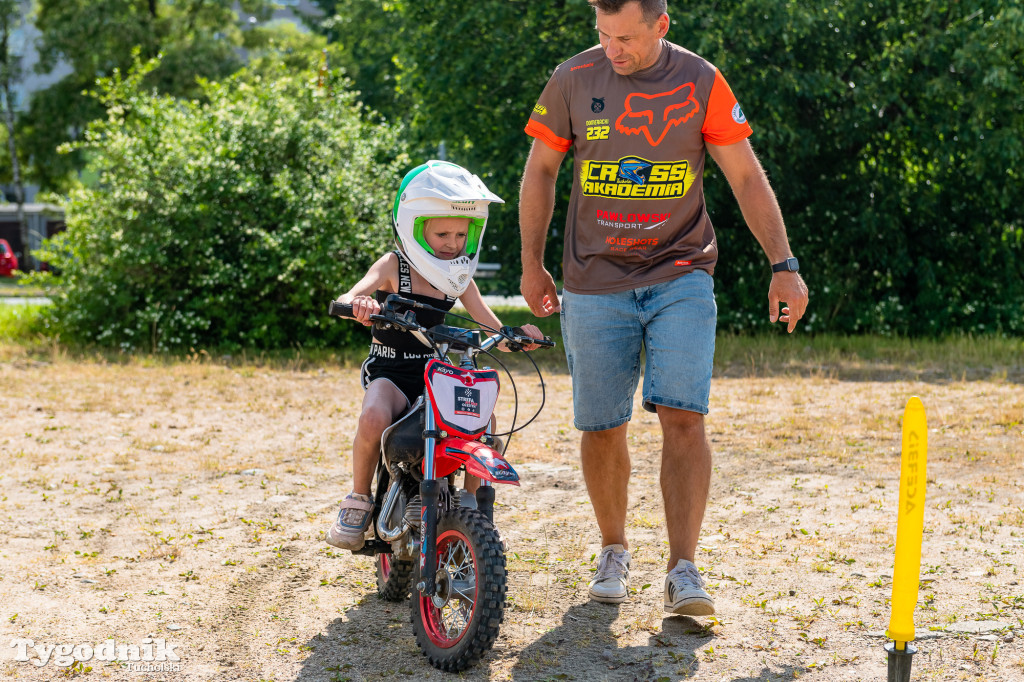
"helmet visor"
413,216,487,257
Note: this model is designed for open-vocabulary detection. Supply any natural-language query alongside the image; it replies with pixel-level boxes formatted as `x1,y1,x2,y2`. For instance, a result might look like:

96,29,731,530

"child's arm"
459,280,544,351
458,279,503,330
336,253,397,325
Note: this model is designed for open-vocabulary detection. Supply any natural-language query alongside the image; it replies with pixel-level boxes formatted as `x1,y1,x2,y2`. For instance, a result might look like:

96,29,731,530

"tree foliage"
674,1,1024,334
310,0,405,120
33,56,407,351
320,0,1022,335
20,0,298,191
22,0,1024,346
312,0,596,290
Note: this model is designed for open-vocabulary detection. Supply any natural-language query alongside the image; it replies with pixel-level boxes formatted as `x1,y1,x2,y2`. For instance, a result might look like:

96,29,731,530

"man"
519,0,808,616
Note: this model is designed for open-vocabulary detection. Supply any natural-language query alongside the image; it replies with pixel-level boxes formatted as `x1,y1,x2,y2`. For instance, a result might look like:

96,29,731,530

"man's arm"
519,139,566,317
707,139,809,333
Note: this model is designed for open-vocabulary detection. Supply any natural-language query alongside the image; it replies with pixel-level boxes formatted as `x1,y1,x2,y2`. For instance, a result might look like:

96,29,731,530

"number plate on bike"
424,360,499,438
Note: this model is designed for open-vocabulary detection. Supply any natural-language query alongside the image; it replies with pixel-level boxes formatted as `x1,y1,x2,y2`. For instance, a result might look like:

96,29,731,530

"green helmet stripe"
393,160,466,223
393,163,430,223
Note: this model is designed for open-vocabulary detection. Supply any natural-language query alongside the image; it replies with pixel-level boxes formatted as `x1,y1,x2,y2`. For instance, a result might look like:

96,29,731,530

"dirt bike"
328,294,554,671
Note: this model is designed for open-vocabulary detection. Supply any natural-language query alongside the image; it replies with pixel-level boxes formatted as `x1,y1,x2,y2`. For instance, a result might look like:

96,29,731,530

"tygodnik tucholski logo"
9,637,183,671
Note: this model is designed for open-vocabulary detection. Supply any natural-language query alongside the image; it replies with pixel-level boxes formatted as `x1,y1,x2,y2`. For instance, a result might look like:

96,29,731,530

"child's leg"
326,380,408,550
351,380,409,495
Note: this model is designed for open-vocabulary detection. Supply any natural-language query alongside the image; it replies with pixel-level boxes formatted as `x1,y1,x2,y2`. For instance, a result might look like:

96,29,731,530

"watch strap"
771,257,799,273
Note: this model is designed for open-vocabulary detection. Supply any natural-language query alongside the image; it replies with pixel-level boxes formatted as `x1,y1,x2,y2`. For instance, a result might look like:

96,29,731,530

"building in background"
2,1,319,269
0,202,64,269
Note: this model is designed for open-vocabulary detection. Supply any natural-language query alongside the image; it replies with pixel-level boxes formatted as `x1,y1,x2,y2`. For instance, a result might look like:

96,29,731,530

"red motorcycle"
329,295,553,671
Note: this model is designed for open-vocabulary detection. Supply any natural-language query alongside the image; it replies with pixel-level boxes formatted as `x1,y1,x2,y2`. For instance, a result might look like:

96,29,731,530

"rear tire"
411,507,506,672
376,553,414,601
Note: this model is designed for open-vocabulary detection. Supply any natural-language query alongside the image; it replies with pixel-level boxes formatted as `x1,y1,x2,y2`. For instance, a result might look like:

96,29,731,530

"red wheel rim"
418,529,478,648
379,554,392,581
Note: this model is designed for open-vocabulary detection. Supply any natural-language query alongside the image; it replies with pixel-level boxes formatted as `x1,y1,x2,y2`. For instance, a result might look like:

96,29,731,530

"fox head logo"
615,83,700,147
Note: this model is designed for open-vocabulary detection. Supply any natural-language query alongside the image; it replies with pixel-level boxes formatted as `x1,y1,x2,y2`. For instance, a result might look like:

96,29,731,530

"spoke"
440,543,458,570
454,551,473,576
450,579,476,602
442,601,470,637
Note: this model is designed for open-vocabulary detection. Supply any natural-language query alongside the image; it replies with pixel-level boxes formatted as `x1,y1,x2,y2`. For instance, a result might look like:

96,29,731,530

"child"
326,160,542,550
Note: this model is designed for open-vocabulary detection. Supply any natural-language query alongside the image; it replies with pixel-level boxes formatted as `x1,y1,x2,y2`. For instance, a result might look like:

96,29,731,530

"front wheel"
411,507,506,672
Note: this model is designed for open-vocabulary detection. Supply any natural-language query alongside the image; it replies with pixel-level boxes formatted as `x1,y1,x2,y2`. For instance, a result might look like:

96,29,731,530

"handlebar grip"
328,301,355,318
502,326,556,350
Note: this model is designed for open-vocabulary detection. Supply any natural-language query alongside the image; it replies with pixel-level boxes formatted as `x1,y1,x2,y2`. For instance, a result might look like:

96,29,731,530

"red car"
0,239,18,276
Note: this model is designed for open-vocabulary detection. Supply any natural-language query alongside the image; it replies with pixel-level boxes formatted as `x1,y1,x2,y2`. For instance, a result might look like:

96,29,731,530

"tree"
0,0,28,267
34,55,409,351
385,0,596,291
23,0,276,192
308,0,405,120
673,1,1024,334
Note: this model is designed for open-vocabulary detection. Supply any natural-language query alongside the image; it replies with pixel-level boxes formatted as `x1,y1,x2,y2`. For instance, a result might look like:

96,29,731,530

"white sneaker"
664,559,715,616
588,544,630,604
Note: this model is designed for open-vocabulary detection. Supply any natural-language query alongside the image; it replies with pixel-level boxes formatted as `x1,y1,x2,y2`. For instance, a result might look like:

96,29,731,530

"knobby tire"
411,507,506,672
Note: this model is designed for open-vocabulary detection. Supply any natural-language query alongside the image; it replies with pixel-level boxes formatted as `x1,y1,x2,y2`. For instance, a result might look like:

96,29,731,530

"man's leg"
581,423,633,603
580,423,631,549
560,288,642,604
639,272,717,615
656,407,711,568
658,406,715,615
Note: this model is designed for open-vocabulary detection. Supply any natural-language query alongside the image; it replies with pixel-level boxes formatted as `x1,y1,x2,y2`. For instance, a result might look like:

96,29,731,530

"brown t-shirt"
525,41,752,294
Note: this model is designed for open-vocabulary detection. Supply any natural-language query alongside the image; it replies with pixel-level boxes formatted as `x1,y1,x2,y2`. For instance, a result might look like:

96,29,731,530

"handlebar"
328,301,354,318
499,326,556,350
328,296,554,352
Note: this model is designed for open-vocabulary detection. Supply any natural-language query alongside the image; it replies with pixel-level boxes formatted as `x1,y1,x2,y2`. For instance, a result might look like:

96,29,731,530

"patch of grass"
714,332,1024,380
0,277,48,297
3,301,1022,382
0,303,48,342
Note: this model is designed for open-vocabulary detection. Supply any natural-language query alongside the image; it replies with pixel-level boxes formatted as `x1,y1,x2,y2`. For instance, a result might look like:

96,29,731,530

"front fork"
416,400,497,596
418,404,440,596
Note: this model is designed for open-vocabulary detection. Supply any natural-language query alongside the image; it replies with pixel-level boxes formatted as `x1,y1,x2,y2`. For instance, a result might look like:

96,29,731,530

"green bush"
33,56,407,351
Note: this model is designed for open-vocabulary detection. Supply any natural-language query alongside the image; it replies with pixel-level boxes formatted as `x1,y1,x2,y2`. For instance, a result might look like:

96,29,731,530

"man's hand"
520,266,561,317
768,272,808,333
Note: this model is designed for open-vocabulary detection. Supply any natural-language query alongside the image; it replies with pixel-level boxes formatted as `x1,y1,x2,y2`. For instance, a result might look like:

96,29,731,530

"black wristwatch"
771,257,799,273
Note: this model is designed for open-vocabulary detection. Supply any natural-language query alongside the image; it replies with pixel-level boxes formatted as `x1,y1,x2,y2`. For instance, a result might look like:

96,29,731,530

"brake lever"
368,310,421,332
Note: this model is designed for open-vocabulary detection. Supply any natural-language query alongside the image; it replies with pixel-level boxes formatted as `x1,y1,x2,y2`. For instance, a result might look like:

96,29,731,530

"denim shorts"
560,270,716,431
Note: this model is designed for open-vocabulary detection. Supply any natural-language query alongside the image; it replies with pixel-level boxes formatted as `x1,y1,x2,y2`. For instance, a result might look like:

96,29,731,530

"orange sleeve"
525,118,573,153
702,70,753,146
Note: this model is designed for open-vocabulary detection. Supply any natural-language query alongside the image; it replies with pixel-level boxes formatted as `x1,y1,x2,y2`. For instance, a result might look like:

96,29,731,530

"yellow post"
885,396,927,680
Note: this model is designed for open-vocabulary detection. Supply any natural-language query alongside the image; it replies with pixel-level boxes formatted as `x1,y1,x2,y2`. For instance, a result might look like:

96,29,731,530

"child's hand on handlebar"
337,295,380,326
498,323,545,352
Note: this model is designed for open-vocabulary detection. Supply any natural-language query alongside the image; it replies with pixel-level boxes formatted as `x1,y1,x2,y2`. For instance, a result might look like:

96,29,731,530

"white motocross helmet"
392,160,503,298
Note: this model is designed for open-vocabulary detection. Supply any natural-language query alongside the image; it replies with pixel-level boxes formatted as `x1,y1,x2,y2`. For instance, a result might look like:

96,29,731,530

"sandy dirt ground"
0,350,1021,681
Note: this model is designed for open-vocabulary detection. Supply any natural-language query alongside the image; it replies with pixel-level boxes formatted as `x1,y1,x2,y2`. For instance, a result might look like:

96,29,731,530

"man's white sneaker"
588,544,630,604
664,559,715,616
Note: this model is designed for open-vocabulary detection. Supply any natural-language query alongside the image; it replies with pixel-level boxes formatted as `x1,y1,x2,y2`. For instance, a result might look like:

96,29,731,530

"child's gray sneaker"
325,493,373,550
459,489,478,510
